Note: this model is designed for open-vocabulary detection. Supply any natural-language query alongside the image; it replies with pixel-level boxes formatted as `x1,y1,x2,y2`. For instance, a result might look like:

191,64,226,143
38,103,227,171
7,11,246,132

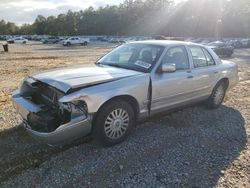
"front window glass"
162,46,189,70
97,43,165,73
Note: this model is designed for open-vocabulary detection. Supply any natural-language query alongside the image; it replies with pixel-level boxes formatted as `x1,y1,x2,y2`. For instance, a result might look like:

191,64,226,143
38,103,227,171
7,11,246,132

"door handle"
187,75,194,79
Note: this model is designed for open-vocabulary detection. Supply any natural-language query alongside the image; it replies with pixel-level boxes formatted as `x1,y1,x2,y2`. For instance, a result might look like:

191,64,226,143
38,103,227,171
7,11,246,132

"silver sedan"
12,40,239,146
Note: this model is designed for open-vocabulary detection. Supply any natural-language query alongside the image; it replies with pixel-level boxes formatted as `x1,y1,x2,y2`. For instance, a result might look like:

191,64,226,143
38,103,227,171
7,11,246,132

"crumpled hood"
31,64,142,93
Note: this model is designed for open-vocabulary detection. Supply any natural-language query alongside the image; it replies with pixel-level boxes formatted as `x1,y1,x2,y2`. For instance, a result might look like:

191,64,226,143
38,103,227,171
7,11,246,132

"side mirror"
161,64,176,73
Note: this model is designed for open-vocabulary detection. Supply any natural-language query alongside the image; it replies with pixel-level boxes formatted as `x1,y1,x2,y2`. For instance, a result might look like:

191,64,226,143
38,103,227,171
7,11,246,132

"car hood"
31,64,142,93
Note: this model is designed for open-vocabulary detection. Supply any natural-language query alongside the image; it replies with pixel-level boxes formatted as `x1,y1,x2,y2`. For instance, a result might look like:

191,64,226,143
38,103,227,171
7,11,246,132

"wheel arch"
92,95,140,127
217,77,229,90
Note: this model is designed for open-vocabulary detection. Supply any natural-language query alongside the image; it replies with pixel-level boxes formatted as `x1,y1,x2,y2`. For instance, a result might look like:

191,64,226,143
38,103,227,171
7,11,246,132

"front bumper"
12,90,92,145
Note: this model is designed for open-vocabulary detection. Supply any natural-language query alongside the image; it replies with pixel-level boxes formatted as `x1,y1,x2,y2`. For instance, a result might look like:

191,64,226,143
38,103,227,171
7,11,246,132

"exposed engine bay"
20,77,88,133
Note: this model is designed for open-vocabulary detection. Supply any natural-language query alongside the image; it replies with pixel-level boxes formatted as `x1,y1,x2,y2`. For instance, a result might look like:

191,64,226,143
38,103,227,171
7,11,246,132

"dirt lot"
0,43,249,187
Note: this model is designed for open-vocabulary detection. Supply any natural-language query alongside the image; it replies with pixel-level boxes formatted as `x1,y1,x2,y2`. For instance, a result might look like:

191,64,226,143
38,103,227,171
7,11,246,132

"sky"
0,0,184,25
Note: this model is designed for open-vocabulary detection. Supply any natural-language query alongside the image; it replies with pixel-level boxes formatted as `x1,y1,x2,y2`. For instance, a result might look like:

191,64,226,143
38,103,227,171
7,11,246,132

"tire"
83,41,88,46
92,100,135,146
23,41,26,44
67,42,71,46
206,81,227,109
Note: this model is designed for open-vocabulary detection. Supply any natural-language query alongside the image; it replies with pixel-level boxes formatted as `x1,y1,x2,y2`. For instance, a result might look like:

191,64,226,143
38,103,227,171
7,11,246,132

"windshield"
97,43,165,73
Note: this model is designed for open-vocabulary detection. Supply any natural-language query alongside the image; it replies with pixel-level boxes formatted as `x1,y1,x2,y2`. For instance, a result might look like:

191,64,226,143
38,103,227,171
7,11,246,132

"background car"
207,41,234,57
7,37,28,44
42,36,60,44
62,37,90,46
241,39,250,48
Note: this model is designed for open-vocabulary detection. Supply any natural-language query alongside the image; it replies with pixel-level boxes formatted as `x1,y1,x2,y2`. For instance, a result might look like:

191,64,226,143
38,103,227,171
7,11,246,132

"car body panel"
23,116,92,145
151,70,199,112
12,91,41,119
59,74,150,116
31,64,143,93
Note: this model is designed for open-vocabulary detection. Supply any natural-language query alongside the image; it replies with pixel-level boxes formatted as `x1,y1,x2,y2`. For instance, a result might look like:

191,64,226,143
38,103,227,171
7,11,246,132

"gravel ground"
0,43,249,187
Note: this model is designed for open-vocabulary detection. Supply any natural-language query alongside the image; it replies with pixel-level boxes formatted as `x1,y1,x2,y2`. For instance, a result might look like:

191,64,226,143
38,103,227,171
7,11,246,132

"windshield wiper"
105,63,124,68
105,63,134,71
96,62,139,72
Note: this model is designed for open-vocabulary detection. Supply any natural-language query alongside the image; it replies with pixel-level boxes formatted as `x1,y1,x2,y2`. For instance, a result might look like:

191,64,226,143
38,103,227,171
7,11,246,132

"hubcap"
214,86,224,105
104,108,129,139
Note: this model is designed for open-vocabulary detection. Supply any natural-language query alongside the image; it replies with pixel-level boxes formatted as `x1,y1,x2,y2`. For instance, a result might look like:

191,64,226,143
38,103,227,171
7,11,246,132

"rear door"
187,46,219,97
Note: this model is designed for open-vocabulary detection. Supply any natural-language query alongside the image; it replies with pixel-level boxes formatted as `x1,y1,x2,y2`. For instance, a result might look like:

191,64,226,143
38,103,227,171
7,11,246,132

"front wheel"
92,100,135,146
206,82,226,109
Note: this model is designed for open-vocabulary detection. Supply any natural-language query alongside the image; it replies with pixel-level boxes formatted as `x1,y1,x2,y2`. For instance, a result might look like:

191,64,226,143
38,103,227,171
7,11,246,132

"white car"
63,37,90,46
7,37,28,44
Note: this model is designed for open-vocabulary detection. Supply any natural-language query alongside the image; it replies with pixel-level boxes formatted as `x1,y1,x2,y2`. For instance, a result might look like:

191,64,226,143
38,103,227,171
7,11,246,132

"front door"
151,45,195,113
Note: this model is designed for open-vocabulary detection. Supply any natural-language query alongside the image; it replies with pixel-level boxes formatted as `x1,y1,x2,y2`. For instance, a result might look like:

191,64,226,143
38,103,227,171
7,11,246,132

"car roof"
130,40,201,47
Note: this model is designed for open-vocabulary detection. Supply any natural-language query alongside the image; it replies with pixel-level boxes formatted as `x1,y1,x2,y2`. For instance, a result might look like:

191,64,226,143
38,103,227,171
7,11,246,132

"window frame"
189,46,209,69
201,47,216,66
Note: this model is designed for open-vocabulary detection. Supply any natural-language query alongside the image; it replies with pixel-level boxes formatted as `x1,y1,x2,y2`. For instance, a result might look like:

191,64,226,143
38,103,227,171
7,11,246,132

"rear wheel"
92,100,135,146
206,81,227,109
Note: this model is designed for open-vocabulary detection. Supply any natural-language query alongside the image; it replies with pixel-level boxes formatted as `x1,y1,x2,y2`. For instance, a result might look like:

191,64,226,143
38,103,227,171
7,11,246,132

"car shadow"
131,104,247,187
0,105,247,187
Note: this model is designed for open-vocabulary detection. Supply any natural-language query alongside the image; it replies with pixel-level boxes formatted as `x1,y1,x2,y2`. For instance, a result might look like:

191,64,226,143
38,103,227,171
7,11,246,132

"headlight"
60,101,88,119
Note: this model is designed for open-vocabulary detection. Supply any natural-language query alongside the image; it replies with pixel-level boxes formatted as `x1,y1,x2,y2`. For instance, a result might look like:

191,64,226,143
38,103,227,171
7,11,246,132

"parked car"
12,41,238,146
228,39,244,48
153,35,168,40
108,38,125,44
240,39,250,48
207,41,234,57
42,36,60,44
7,37,28,44
62,37,90,46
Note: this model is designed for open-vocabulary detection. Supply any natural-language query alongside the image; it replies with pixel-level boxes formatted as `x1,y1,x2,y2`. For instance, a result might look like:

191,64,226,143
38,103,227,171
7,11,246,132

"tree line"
0,0,249,37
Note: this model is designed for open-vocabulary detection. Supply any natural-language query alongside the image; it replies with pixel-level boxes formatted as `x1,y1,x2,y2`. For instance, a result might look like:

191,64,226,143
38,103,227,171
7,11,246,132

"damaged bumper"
12,90,92,145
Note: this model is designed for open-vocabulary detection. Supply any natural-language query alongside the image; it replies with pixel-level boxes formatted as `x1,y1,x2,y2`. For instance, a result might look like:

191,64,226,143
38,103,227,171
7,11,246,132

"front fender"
59,74,150,114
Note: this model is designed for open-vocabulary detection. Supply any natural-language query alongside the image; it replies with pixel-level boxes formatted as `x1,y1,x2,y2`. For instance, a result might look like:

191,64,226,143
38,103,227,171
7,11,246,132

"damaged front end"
12,77,92,145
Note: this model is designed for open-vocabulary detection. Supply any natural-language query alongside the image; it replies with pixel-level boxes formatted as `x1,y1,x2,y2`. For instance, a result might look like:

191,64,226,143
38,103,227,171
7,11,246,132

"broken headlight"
60,101,88,120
